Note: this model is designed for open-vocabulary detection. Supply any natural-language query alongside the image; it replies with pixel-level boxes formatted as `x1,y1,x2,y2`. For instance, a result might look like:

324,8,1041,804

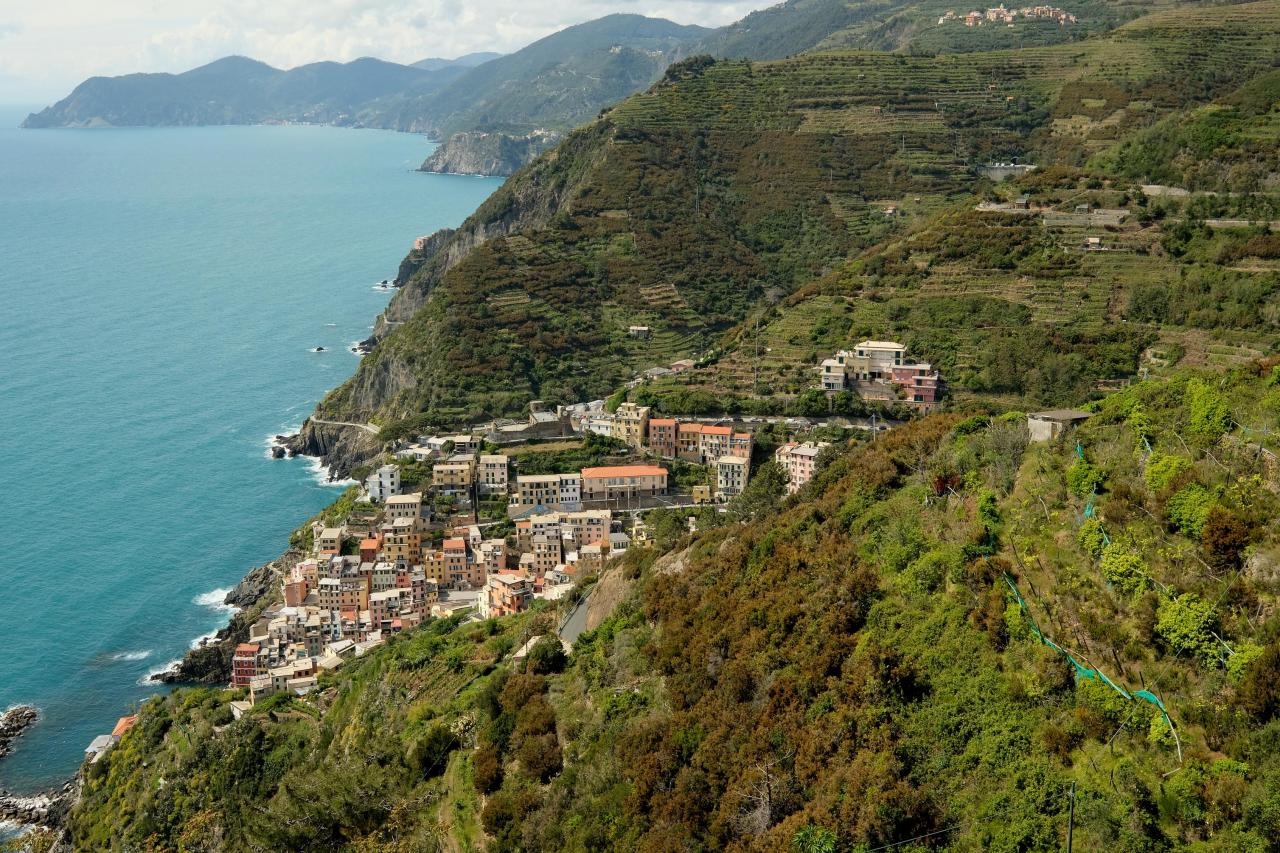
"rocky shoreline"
0,706,38,762
0,776,79,834
0,706,79,838
276,420,382,480
150,551,303,686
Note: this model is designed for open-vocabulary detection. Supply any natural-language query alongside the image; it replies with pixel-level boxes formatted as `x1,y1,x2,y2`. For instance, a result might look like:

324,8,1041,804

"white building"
478,454,510,494
716,455,751,499
364,464,401,503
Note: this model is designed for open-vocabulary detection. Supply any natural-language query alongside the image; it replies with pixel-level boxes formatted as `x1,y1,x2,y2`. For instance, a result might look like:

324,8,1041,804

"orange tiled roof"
581,465,667,479
235,643,260,655
359,538,380,550
702,425,731,436
648,418,676,426
112,715,139,737
444,537,466,549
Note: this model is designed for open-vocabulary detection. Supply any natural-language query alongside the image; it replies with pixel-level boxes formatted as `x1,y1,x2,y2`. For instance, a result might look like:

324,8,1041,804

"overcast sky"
0,0,772,104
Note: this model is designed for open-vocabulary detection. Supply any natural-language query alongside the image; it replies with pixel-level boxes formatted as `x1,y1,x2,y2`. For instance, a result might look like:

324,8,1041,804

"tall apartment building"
716,456,751,498
611,402,651,449
478,454,510,494
647,418,678,457
364,464,400,503
774,442,830,494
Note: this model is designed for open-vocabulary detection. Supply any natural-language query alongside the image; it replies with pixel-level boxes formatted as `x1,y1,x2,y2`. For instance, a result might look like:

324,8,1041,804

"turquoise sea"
0,107,502,794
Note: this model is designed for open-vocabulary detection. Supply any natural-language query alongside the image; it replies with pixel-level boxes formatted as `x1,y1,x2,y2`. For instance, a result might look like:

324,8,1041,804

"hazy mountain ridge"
21,14,710,138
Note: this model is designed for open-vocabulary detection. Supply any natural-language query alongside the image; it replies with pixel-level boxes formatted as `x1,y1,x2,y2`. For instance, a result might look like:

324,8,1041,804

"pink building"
890,362,942,405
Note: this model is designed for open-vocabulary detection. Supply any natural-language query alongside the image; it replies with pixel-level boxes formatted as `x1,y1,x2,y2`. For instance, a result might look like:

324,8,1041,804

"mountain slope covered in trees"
301,0,1280,454
55,362,1280,851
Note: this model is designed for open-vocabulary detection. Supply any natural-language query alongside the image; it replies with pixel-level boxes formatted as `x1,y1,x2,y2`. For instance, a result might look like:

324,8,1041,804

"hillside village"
938,4,1079,27
160,343,947,715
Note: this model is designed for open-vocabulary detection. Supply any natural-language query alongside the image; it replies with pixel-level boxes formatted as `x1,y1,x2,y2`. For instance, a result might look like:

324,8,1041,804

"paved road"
558,588,593,646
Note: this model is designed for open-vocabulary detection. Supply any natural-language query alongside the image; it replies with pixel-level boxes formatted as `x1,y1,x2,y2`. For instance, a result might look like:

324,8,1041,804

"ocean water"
0,107,502,793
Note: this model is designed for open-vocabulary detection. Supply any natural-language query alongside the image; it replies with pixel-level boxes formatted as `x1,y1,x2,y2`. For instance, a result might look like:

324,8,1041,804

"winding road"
307,417,380,435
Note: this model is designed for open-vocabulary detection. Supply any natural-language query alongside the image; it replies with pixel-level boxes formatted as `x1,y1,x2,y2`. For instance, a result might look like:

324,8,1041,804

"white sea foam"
188,630,219,650
192,588,233,608
307,455,355,487
139,659,181,685
109,649,152,662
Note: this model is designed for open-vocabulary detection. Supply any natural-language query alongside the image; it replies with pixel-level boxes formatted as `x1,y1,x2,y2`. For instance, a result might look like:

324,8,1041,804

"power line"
866,823,966,851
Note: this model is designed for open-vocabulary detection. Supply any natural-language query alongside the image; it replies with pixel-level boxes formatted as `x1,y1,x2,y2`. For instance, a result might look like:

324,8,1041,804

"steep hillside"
58,363,1280,851
305,1,1280,456
416,15,711,138
695,0,895,59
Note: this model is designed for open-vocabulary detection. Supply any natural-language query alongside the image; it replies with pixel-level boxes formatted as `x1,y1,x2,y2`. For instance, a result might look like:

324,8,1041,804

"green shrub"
1145,452,1191,493
1099,545,1148,596
1166,483,1216,538
1067,460,1105,498
1128,406,1155,447
903,546,961,594
1078,518,1107,559
1186,378,1232,444
1156,593,1219,664
527,635,568,676
1227,643,1265,684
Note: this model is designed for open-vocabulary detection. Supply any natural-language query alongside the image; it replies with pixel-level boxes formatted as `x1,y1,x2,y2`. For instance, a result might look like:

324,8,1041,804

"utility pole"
1066,780,1076,853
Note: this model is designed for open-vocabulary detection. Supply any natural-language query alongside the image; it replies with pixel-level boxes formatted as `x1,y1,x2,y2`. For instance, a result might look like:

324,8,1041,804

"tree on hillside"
730,461,787,521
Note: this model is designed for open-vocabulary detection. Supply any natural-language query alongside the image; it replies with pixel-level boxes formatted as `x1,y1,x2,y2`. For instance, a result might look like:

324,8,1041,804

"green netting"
1002,572,1176,741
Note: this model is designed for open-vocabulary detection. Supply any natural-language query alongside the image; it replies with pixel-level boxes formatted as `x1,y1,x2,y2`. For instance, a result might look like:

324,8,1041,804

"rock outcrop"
153,551,303,685
419,130,558,176
0,705,38,760
281,418,383,478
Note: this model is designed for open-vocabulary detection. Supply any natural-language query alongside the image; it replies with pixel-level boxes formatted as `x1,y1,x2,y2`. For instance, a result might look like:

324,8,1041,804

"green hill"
306,1,1280,447
56,362,1280,851
414,15,712,138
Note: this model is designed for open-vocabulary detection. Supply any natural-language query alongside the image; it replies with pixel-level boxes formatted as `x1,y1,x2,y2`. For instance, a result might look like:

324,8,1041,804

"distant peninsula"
21,14,712,176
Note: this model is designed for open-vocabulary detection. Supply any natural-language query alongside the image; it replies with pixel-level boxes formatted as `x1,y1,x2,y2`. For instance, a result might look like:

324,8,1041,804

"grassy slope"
65,362,1280,851
318,1,1280,432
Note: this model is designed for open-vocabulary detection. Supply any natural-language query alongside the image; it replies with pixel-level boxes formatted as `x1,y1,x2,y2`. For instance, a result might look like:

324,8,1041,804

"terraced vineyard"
315,1,1280,432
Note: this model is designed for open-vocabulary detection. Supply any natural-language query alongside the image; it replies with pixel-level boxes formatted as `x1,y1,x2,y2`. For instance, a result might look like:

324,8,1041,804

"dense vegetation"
316,1,1280,435
60,363,1280,850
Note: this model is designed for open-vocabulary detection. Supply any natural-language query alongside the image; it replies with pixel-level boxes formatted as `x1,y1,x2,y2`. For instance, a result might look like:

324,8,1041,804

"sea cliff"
419,130,558,176
152,551,303,686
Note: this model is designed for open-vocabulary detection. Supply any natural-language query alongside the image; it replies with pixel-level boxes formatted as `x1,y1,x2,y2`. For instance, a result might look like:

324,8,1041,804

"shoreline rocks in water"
0,776,79,832
0,706,38,761
150,552,303,686
279,418,382,479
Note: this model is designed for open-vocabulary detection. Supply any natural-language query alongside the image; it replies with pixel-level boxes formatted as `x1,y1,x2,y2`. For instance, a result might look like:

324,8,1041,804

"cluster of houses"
939,4,1078,26
225,491,618,705
820,340,943,406
225,340,931,706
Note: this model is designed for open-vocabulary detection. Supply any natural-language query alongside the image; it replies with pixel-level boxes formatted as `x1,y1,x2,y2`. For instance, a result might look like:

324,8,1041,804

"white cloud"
0,0,774,104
